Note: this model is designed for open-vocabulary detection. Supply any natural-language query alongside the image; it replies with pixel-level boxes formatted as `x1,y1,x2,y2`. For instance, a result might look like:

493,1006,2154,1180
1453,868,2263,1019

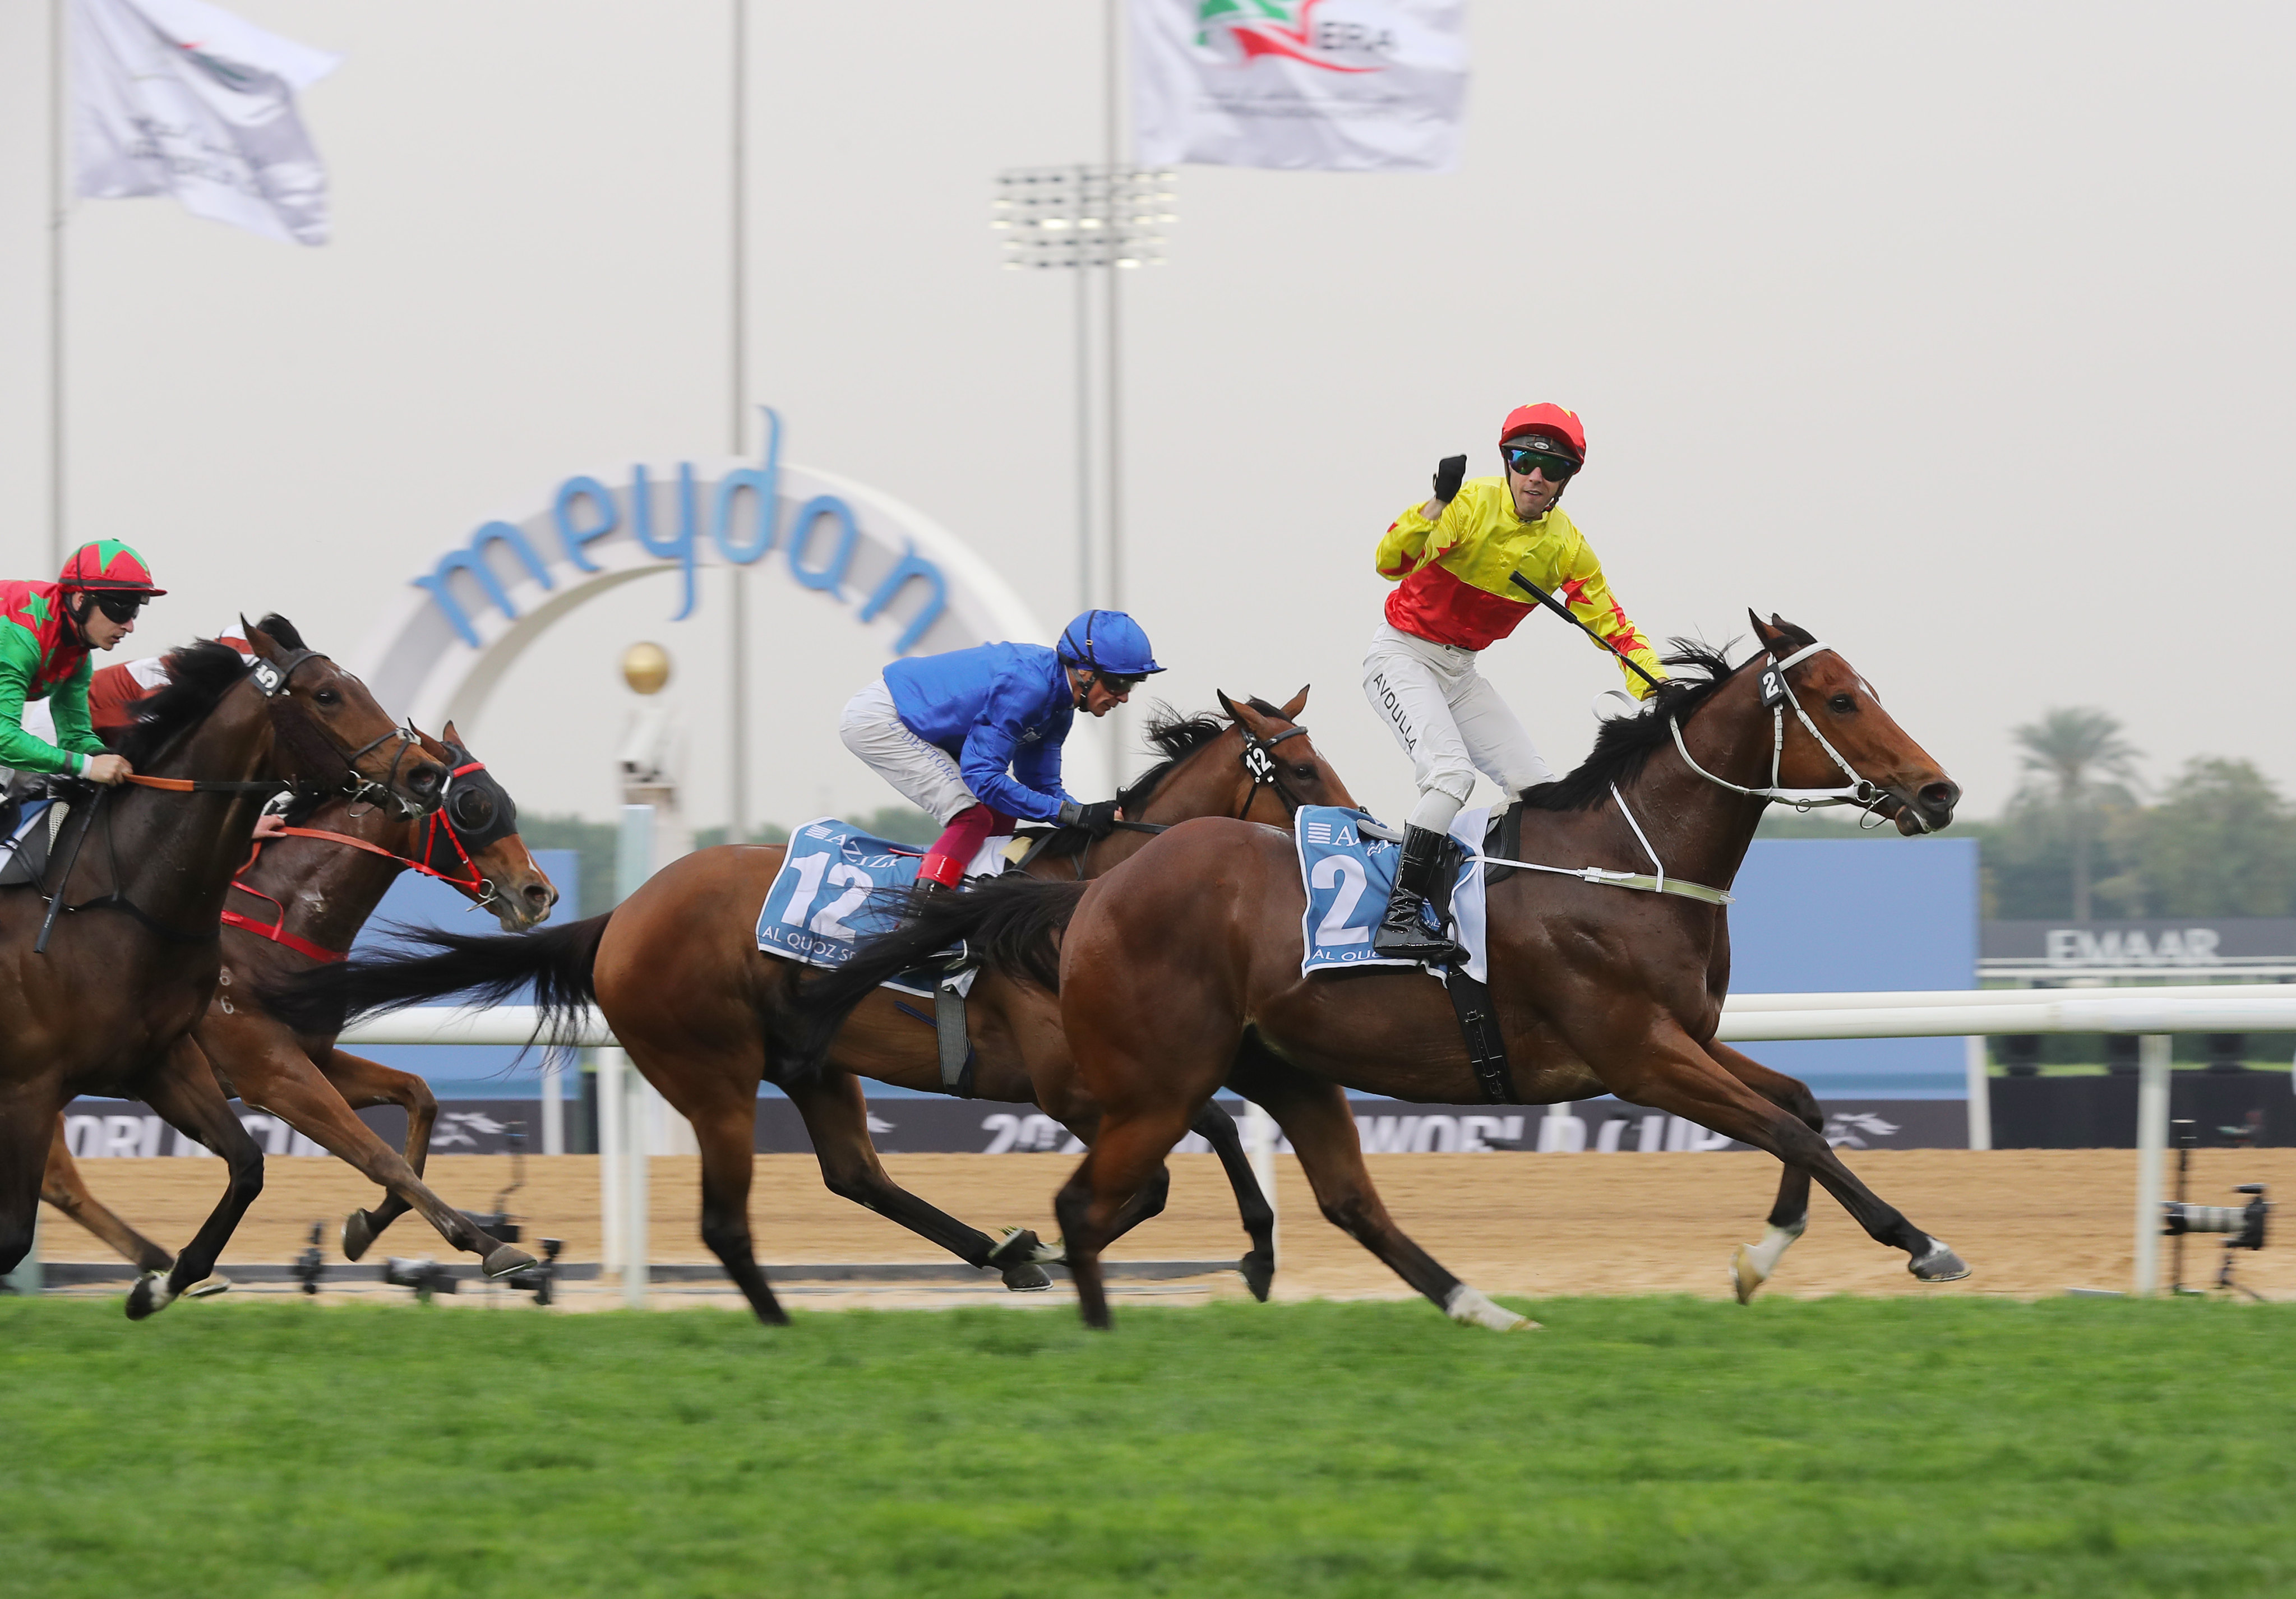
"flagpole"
1102,0,1124,798
727,0,749,848
48,0,68,574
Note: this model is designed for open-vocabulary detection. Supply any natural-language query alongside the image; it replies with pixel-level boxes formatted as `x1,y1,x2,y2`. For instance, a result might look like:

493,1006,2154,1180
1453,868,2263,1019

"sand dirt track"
43,1148,2296,1302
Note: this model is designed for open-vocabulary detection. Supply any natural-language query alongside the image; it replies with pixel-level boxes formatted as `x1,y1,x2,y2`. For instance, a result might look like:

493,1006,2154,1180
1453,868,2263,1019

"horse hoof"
1001,1263,1054,1292
1239,1250,1274,1303
125,1270,178,1321
186,1275,233,1300
1443,1284,1537,1332
1909,1238,1971,1283
1730,1244,1767,1305
483,1244,540,1279
342,1211,378,1262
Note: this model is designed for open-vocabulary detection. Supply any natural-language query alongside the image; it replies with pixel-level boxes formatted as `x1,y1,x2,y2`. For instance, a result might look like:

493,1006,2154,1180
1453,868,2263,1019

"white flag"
1131,0,1467,173
73,0,340,246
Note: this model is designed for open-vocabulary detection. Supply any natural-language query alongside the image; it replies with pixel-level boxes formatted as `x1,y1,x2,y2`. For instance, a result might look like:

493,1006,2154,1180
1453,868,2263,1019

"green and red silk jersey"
0,579,103,775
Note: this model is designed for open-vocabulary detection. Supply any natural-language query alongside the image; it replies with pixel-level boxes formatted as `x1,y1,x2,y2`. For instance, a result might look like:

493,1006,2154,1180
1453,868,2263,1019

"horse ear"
1278,685,1310,721
1219,690,1271,738
440,719,459,746
1747,608,1782,647
240,614,276,656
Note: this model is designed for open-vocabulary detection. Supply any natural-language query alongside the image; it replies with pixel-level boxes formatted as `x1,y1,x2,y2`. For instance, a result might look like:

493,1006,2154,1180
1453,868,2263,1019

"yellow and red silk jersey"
1373,478,1667,697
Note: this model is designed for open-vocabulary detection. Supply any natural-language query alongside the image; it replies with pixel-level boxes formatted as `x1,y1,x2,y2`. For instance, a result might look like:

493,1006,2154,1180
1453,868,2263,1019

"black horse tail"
792,876,1088,1064
262,913,610,1047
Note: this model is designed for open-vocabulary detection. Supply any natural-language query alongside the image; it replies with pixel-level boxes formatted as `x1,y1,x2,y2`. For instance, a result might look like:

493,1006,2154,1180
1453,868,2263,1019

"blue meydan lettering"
410,408,950,654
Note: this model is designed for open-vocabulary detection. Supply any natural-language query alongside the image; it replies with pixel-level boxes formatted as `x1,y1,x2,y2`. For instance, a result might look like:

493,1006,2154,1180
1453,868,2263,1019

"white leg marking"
1443,1284,1536,1332
1730,1216,1807,1304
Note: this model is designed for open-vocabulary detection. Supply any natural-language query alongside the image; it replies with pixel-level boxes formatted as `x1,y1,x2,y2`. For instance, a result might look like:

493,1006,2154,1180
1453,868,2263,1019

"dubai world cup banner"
1131,0,1468,173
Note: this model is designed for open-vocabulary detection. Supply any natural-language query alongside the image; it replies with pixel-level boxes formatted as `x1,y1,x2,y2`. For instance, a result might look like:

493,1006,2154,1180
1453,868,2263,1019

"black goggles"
1502,445,1579,482
88,591,147,625
1094,671,1146,695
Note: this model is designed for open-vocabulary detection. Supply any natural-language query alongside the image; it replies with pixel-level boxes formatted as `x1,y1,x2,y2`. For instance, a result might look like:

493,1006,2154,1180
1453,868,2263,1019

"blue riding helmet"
1056,609,1164,680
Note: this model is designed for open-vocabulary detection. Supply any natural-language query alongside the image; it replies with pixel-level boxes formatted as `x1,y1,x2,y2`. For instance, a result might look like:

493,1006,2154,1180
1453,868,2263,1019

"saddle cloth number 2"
780,852,874,940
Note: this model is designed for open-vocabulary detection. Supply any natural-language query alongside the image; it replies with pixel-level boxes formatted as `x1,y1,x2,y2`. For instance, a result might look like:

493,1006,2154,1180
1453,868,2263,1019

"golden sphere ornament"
621,641,672,696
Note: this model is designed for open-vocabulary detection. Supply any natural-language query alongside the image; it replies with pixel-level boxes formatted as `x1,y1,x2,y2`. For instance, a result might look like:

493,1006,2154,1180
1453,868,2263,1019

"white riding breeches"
838,680,978,825
1361,623,1556,833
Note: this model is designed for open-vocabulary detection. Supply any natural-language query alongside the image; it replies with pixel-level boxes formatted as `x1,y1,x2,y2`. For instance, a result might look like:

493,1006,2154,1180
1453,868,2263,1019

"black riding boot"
1371,824,1467,964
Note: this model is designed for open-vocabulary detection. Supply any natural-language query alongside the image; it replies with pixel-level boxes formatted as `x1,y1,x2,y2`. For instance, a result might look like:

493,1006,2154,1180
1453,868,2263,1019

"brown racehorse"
0,620,446,1316
38,722,557,1281
277,691,1352,1324
828,617,1972,1329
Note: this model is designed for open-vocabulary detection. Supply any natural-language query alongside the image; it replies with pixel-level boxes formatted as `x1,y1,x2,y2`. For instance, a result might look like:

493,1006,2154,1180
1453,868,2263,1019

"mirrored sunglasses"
1503,446,1579,482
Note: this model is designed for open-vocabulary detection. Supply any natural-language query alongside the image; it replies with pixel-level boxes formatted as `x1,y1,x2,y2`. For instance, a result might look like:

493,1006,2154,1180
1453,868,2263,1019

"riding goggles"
1095,671,1146,696
87,591,147,624
1502,445,1579,482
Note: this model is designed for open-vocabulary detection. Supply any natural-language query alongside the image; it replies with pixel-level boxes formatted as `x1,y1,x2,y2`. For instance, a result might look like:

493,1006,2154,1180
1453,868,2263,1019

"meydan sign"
357,409,1043,732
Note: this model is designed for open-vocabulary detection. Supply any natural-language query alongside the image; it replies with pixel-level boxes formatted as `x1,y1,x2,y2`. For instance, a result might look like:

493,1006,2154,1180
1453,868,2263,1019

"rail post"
613,803,655,1307
2131,1033,2172,1296
1964,1036,1992,1150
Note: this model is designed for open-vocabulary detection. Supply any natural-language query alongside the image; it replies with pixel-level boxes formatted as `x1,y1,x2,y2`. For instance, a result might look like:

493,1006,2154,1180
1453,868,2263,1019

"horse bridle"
1235,723,1313,822
1666,639,1919,832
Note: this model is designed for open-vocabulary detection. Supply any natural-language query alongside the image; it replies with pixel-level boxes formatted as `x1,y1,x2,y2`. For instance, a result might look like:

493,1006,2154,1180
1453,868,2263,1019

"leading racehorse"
0,620,446,1315
276,690,1356,1324
826,616,1971,1328
38,722,556,1281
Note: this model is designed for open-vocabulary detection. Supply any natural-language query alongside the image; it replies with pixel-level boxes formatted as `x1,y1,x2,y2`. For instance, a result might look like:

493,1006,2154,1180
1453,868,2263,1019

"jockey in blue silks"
838,609,1165,891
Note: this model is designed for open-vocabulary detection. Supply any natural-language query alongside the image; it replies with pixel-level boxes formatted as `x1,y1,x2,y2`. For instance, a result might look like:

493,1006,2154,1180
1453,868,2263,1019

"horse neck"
1077,729,1252,876
235,803,414,952
111,690,278,928
1607,677,1778,893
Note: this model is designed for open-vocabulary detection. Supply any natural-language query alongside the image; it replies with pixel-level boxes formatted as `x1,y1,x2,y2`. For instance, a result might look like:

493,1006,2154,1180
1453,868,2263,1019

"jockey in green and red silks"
0,540,165,783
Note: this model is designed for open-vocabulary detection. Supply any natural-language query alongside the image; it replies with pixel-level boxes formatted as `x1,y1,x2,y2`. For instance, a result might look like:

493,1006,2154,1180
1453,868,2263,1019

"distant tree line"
1759,707,2296,921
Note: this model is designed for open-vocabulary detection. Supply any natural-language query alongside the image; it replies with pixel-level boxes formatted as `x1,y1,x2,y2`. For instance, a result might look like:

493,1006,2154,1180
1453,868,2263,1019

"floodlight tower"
991,164,1176,793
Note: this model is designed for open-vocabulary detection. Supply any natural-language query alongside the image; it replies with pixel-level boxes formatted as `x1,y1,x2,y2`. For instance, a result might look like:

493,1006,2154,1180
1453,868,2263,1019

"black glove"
1057,799,1122,838
1432,454,1467,503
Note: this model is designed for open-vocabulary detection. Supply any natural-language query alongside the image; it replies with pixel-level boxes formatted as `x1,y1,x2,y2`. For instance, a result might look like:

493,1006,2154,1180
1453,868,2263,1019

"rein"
222,759,505,963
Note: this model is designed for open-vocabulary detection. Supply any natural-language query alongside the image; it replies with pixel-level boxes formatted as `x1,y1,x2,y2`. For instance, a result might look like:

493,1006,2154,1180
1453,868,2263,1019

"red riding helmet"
58,540,167,596
1498,402,1586,464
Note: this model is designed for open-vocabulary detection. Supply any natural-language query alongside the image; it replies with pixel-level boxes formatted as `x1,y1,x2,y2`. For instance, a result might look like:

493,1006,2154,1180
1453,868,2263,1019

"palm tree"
2013,708,2142,919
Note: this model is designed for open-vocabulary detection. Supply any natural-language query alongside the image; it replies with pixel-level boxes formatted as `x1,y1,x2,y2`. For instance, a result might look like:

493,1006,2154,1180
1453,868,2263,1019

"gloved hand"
1057,798,1122,838
1431,454,1468,503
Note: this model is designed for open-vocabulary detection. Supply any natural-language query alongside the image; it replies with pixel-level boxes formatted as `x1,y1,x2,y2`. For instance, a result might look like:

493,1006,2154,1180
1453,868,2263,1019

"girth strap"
934,978,976,1097
1443,966,1517,1105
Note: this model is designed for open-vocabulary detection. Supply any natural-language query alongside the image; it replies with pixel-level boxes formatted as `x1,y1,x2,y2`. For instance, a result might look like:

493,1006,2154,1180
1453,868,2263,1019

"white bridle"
1667,639,1921,833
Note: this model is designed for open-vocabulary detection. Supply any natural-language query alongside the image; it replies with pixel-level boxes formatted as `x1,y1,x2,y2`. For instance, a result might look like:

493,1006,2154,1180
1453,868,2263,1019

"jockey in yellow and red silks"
1362,403,1667,962
0,541,165,787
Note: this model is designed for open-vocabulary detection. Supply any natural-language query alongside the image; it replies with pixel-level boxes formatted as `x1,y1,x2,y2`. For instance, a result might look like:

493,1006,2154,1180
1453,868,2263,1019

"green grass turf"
6,1295,2293,1598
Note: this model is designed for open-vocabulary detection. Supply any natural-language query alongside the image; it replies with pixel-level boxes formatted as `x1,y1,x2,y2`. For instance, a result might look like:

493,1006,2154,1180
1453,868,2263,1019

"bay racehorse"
826,617,1971,1328
277,690,1351,1325
0,620,446,1316
38,721,556,1280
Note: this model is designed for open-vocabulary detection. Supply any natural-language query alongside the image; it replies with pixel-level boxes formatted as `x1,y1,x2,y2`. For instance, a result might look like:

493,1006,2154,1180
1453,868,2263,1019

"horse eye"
315,688,339,706
1828,692,1856,713
1292,763,1317,780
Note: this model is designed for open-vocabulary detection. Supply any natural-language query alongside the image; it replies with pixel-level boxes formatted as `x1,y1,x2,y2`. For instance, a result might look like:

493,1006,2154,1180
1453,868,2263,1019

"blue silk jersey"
881,641,1078,823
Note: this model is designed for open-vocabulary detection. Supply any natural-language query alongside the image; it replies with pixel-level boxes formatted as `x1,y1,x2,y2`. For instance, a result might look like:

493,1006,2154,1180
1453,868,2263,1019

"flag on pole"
72,0,340,246
1131,0,1468,173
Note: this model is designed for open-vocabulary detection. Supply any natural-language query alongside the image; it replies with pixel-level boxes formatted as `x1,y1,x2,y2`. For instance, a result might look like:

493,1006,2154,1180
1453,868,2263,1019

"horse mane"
117,639,253,766
1518,622,1817,812
1115,699,1282,813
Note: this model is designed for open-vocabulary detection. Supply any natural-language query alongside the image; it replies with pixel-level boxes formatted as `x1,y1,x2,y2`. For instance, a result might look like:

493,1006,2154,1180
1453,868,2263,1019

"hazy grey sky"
2,2,2291,837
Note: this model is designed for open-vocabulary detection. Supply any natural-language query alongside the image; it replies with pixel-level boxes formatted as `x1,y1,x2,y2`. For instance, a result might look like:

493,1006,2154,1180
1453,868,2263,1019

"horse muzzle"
1888,778,1961,835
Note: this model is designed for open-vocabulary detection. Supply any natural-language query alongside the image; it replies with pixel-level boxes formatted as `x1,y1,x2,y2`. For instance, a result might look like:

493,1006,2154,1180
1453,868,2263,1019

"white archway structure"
357,427,1047,733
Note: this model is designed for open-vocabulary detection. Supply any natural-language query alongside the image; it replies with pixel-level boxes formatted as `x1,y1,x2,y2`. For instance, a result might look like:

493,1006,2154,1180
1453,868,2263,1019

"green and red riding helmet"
59,540,166,596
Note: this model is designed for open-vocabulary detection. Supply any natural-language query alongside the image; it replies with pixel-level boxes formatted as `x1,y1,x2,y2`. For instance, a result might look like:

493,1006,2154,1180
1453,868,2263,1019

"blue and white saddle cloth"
755,816,1009,973
1296,805,1491,982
